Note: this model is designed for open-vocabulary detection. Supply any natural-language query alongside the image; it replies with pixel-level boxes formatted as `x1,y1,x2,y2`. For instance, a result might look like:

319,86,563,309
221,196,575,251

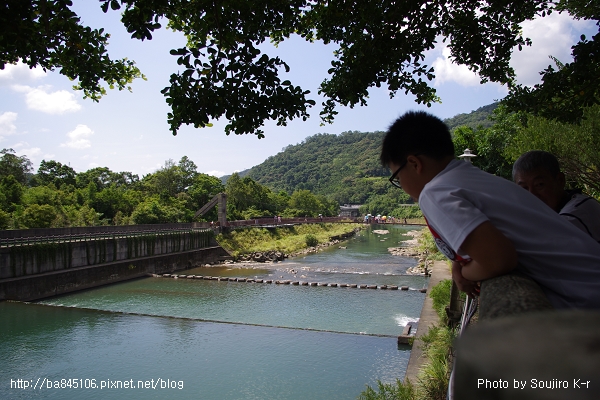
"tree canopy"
3,1,598,137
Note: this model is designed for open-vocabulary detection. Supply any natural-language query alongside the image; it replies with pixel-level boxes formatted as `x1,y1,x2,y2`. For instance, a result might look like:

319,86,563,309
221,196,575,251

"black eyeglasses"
388,160,407,189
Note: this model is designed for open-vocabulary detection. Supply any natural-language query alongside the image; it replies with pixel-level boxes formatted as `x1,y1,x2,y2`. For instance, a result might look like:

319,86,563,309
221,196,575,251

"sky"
0,3,596,178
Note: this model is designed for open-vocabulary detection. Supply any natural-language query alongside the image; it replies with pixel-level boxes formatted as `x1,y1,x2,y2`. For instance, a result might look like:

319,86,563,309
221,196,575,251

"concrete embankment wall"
0,229,231,301
0,246,230,302
1,230,214,279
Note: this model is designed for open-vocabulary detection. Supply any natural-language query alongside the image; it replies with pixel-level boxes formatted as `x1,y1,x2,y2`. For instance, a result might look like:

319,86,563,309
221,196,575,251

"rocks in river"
238,250,286,263
164,272,417,296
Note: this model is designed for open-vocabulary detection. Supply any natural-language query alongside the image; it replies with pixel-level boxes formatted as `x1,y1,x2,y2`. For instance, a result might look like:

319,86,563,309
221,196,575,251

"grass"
358,379,416,400
428,279,453,325
416,230,448,261
416,324,455,400
215,223,362,257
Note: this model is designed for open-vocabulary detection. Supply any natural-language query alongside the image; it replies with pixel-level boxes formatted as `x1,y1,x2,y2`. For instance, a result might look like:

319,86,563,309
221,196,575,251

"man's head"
512,150,567,212
381,111,455,199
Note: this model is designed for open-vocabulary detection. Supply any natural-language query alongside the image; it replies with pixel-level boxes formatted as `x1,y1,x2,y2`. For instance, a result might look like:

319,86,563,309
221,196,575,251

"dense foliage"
3,1,597,136
452,106,521,179
0,152,338,229
504,104,600,195
444,103,499,131
1,0,144,101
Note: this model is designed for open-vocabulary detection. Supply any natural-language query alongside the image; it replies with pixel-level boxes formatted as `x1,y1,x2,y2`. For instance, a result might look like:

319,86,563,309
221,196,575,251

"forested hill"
246,131,387,205
244,103,496,205
445,102,499,130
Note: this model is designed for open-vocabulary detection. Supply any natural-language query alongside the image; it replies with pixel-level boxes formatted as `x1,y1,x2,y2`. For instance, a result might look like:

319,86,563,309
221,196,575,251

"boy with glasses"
381,111,600,309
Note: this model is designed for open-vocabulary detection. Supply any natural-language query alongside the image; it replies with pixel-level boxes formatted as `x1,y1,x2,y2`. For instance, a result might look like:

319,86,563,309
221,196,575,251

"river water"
1,224,427,400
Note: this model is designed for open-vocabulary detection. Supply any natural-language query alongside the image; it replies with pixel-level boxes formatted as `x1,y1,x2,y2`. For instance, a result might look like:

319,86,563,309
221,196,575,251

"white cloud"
511,12,594,86
61,124,94,149
205,170,225,177
432,47,481,87
0,61,46,84
12,84,81,114
0,112,18,140
12,142,43,160
431,12,594,88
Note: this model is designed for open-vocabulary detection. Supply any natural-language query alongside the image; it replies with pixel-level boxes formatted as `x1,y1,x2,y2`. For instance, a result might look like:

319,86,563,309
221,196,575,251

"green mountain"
246,131,392,204
445,102,499,131
240,103,497,213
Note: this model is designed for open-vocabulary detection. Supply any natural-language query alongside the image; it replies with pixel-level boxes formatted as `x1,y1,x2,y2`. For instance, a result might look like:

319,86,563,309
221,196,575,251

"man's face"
513,167,566,212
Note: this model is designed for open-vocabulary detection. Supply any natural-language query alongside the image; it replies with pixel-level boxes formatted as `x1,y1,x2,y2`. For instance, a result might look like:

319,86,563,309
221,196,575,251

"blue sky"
0,2,595,177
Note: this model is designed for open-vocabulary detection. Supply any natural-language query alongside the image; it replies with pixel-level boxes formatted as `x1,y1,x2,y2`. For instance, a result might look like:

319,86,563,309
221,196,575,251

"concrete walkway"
404,260,451,384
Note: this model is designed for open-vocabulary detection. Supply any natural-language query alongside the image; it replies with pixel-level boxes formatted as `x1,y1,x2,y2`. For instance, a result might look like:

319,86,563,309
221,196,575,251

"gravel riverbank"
388,229,433,276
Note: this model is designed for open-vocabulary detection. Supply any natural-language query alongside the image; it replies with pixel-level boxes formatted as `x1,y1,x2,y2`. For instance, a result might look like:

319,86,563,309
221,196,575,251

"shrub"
358,379,415,400
305,234,318,247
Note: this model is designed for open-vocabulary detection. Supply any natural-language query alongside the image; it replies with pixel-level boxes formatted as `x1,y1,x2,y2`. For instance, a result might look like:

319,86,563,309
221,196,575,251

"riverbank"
216,223,363,261
387,228,434,275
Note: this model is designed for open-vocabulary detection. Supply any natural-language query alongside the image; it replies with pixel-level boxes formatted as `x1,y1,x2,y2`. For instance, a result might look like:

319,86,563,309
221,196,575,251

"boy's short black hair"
512,150,561,181
380,111,455,166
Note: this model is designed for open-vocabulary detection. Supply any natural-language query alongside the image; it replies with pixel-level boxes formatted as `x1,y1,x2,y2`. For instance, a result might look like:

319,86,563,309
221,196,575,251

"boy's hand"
452,261,480,297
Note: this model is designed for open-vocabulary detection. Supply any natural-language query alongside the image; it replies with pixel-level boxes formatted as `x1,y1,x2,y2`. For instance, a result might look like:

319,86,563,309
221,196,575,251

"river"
0,224,427,400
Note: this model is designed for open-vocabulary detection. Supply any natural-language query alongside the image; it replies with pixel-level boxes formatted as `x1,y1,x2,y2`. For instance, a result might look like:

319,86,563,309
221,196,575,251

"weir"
0,224,232,301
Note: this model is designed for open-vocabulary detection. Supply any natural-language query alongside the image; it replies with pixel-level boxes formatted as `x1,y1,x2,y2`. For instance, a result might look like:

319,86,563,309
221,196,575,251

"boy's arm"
459,221,518,281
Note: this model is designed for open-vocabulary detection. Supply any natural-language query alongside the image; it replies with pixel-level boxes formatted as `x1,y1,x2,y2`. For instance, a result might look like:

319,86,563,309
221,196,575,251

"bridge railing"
0,226,212,248
226,216,362,228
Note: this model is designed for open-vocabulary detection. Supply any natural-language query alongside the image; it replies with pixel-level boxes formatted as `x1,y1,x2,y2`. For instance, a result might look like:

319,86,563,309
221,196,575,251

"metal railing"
0,227,212,248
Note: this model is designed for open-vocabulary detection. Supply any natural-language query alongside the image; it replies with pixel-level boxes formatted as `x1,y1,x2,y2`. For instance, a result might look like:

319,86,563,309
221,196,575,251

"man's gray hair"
512,150,561,181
